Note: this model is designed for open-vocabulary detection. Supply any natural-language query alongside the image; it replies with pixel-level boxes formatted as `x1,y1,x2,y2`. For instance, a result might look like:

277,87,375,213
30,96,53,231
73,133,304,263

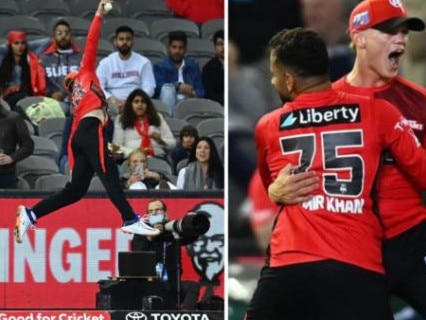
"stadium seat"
24,119,35,135
31,135,60,162
0,0,20,18
102,18,149,42
119,159,130,179
0,16,47,37
150,18,200,44
152,99,172,118
201,19,224,40
38,117,66,151
147,157,173,177
47,16,91,37
164,118,190,139
186,38,216,68
38,117,66,137
132,38,167,65
21,0,71,25
219,140,224,163
175,158,188,175
88,175,106,192
174,98,224,126
27,37,51,55
16,96,46,112
17,176,30,190
34,173,68,191
16,155,59,188
0,98,11,112
126,0,173,26
74,36,114,60
197,118,224,138
71,0,122,19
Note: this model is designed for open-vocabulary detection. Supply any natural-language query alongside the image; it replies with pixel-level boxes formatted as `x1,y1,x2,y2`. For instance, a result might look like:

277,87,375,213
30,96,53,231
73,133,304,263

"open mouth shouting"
388,49,404,69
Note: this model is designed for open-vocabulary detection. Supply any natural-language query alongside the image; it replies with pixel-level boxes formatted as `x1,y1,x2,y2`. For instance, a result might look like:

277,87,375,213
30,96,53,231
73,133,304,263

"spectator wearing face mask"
131,199,201,310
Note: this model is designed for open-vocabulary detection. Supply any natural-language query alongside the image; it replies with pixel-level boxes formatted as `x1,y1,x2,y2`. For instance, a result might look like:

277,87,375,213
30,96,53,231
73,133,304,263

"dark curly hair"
188,136,224,188
119,88,161,129
269,28,329,78
179,125,199,141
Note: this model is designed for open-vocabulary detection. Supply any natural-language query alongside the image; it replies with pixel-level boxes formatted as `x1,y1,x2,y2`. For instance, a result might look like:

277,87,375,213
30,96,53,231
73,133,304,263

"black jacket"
0,107,34,175
202,56,224,105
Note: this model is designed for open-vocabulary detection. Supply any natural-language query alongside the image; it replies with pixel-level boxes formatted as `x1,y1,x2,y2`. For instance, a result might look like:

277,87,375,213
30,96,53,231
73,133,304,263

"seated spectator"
112,88,176,159
166,0,224,25
202,30,224,105
176,136,223,190
154,31,204,115
170,125,198,172
0,31,46,111
40,19,82,115
123,147,176,190
0,103,34,188
97,26,156,113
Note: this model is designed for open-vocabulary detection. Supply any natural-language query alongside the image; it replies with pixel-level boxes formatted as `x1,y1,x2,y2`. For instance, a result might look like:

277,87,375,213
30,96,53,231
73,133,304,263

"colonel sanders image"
186,202,224,284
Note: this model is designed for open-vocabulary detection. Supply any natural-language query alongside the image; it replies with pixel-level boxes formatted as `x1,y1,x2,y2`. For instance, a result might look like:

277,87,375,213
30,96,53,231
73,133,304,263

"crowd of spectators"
0,0,224,192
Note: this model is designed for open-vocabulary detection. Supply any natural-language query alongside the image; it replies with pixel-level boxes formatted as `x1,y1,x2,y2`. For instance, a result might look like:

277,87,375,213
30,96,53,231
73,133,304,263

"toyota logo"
125,312,148,320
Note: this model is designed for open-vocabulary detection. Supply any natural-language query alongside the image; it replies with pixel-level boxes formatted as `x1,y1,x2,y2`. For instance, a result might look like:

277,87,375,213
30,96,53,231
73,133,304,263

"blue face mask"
149,214,165,225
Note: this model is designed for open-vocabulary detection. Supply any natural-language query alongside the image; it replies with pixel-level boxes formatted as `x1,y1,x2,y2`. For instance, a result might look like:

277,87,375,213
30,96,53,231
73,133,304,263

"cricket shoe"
121,217,160,236
15,205,36,243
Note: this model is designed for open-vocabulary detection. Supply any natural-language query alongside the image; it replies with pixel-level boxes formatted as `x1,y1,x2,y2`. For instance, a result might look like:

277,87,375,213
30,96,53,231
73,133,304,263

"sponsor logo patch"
279,104,361,130
352,10,370,29
125,312,148,320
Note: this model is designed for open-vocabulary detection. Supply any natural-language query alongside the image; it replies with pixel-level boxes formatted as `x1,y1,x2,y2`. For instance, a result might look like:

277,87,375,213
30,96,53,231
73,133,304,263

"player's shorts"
382,220,426,316
246,259,391,320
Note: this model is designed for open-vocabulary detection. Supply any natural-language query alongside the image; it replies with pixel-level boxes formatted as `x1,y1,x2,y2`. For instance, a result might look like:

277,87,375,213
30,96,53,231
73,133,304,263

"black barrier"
96,279,176,310
110,310,224,320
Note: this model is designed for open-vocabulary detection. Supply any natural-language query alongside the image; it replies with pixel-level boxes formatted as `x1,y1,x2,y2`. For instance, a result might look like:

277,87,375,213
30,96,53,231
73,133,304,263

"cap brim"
373,17,425,33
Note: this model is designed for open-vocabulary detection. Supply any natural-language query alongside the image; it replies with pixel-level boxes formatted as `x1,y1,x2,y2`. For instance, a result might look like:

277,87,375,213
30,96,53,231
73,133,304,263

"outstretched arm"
79,0,112,73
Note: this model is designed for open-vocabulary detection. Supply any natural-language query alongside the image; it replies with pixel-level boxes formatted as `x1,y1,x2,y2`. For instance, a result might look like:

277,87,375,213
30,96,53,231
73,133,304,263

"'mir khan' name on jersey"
280,104,364,215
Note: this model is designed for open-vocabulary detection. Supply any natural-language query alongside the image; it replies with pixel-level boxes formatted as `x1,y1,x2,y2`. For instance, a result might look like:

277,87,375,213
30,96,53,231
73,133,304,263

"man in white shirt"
96,26,156,113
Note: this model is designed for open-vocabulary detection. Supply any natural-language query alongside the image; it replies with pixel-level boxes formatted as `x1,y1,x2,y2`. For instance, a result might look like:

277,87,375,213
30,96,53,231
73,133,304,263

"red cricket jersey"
67,14,108,171
255,89,426,273
333,77,426,238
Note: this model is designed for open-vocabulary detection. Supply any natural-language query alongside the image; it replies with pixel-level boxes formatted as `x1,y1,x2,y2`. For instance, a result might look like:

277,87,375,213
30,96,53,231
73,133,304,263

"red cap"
6,31,26,45
349,0,425,33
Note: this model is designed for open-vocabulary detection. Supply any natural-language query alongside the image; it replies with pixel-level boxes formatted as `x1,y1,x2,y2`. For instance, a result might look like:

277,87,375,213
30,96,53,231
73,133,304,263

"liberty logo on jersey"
280,104,360,130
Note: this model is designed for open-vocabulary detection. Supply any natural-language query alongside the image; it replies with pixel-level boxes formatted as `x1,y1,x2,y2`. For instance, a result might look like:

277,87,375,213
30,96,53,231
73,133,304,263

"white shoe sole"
14,205,25,244
120,226,160,236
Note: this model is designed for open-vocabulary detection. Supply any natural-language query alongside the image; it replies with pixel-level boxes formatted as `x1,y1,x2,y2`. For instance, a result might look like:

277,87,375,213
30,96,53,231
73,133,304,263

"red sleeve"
255,113,273,191
378,98,426,187
80,14,102,73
